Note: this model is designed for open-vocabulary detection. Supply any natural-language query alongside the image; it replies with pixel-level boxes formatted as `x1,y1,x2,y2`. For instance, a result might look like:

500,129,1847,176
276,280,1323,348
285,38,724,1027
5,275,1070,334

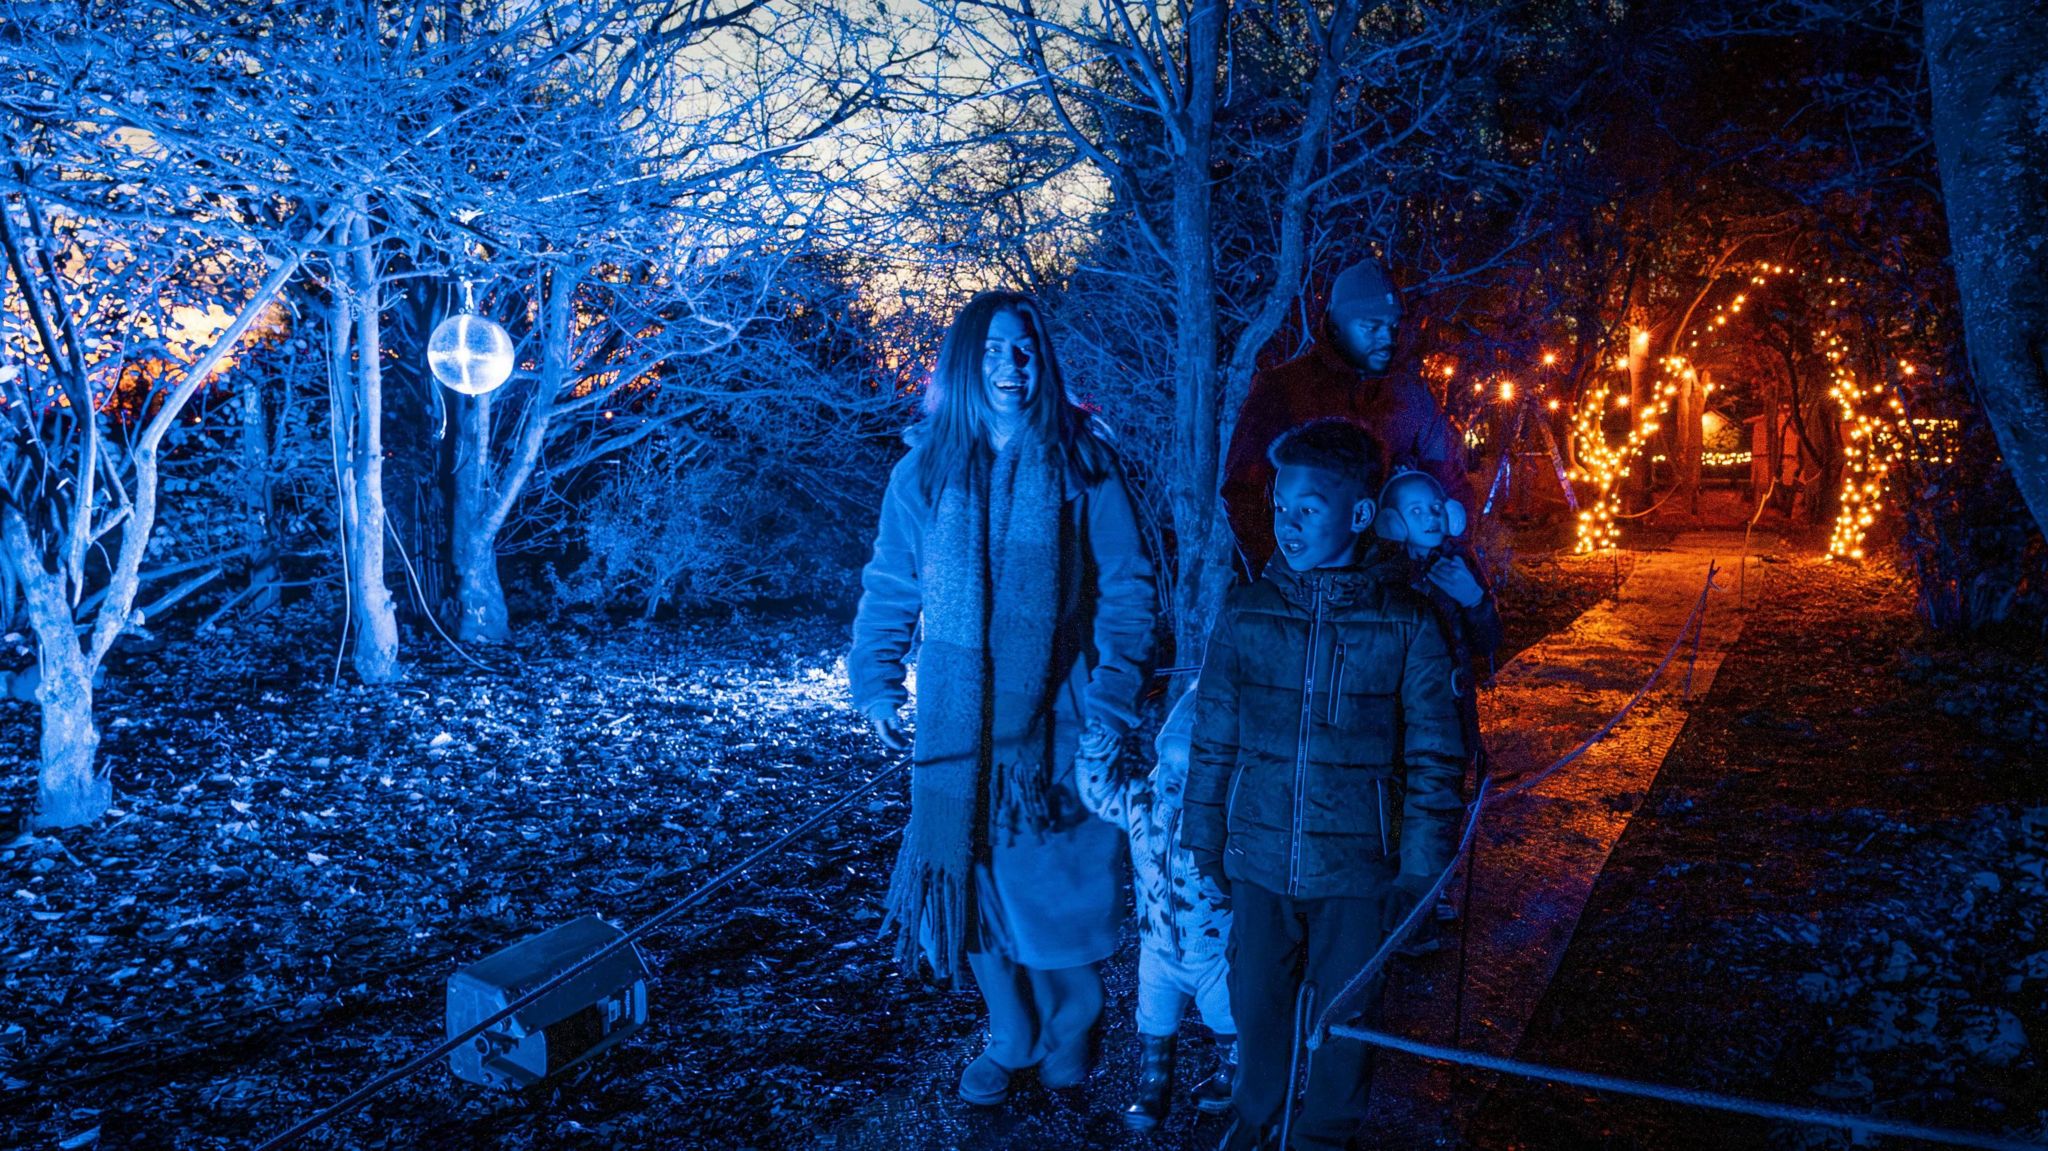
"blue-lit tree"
917,0,1505,653
0,2,333,825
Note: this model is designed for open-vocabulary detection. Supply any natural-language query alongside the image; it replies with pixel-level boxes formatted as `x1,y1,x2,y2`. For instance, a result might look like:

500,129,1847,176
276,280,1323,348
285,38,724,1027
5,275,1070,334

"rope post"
1278,980,1320,1151
1453,819,1480,1049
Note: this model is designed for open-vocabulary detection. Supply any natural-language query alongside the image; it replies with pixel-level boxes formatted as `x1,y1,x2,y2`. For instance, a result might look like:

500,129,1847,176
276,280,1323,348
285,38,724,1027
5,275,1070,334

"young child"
1375,468,1501,953
1075,684,1236,1131
1181,419,1466,1151
1375,468,1500,749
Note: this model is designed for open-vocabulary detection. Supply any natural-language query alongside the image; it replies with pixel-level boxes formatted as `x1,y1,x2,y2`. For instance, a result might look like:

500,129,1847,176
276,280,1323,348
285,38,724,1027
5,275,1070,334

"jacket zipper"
1291,579,1322,896
1376,778,1391,859
1329,640,1347,724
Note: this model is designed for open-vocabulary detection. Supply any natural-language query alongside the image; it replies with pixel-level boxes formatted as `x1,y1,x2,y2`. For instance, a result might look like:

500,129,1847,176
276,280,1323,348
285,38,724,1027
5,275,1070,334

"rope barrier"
251,755,912,1151
1305,557,2047,1151
1323,1024,2048,1151
242,552,1889,1151
1316,560,1722,1037
1496,559,1721,799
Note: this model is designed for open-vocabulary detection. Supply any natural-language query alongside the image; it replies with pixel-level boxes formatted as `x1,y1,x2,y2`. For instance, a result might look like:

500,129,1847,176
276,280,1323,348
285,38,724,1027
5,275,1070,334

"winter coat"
1075,689,1232,965
848,438,1157,968
1407,556,1502,776
1223,337,1474,577
1180,545,1467,901
849,441,1156,738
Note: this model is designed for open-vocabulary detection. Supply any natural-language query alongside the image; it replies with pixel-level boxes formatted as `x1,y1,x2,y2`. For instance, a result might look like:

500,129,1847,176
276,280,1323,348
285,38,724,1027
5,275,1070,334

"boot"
1121,1033,1175,1132
1191,1036,1236,1113
958,1048,1029,1106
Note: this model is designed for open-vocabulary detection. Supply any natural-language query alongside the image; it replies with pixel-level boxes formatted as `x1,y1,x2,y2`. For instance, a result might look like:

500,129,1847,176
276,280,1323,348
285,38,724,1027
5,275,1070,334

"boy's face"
1385,475,1449,554
1272,464,1373,571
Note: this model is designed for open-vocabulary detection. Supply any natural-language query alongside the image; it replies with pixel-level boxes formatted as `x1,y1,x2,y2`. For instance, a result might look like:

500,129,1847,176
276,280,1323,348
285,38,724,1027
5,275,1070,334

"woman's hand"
1073,720,1123,775
864,701,911,752
1426,554,1485,608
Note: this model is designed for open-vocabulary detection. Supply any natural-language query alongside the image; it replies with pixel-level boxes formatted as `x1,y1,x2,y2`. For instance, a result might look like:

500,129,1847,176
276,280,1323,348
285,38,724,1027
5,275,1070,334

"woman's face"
981,307,1039,420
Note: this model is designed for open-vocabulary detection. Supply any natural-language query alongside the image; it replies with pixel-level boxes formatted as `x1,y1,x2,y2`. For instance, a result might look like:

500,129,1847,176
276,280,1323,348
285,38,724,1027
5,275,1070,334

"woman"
849,289,1157,1103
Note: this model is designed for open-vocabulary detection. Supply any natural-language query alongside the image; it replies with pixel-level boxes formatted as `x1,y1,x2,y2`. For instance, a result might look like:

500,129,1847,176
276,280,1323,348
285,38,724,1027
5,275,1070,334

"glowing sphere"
428,312,515,396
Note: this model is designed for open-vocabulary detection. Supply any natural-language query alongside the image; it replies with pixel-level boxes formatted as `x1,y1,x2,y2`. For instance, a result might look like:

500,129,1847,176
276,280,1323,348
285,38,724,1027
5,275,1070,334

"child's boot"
1191,1036,1236,1113
1121,1033,1176,1131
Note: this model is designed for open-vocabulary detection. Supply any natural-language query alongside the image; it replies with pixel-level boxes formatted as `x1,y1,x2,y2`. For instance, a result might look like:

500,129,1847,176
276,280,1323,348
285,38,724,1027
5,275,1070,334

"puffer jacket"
1180,545,1466,900
1075,689,1231,964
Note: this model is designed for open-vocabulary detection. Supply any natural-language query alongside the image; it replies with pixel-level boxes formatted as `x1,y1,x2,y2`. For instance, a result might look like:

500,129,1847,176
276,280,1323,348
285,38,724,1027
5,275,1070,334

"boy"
1182,419,1466,1150
1075,684,1236,1131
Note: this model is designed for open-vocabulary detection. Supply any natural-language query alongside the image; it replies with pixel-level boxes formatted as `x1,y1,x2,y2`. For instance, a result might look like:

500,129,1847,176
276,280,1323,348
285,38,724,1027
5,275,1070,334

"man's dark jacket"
1223,338,1474,578
1180,545,1467,900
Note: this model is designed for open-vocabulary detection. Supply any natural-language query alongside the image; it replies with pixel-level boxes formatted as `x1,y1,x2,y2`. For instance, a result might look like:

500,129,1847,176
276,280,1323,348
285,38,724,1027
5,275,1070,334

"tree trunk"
343,208,401,681
1682,369,1706,514
1925,0,2048,541
2,509,109,829
448,268,568,644
1168,4,1224,664
1627,322,1652,510
31,643,104,829
238,376,280,613
450,385,511,643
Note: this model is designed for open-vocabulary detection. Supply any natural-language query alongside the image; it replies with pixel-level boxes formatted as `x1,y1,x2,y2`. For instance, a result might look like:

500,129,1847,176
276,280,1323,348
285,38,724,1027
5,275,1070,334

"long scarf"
880,429,1064,984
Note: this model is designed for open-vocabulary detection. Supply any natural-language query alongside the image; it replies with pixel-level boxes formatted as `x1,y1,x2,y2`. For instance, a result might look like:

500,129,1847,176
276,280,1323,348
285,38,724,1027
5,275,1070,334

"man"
1222,258,1475,579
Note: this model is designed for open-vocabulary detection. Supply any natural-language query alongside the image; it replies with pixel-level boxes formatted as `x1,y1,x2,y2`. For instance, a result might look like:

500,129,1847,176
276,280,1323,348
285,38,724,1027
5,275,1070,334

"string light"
1823,345,1955,558
1570,261,1793,553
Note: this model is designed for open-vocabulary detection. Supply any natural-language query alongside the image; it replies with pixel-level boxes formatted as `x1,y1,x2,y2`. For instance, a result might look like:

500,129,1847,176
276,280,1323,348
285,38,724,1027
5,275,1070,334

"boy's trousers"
1228,880,1387,1150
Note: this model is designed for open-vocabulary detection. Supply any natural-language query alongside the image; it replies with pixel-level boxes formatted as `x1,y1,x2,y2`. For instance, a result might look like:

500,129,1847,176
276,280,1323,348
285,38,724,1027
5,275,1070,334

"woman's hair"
912,289,1110,495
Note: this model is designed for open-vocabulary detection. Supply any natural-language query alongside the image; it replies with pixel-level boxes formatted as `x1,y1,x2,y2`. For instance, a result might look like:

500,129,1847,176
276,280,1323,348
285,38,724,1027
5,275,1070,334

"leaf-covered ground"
1465,558,2048,1149
0,551,1617,1150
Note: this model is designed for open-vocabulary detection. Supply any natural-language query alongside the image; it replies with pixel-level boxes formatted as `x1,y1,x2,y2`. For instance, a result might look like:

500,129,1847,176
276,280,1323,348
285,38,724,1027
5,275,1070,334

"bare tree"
911,0,1491,653
0,156,333,827
422,0,907,641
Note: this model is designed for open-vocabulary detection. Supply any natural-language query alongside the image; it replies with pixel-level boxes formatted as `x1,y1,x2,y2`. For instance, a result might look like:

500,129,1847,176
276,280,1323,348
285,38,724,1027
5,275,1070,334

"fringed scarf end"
878,852,971,988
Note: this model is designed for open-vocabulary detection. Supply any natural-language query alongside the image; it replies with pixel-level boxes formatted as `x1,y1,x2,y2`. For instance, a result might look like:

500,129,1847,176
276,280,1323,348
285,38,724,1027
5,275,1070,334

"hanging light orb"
428,310,515,396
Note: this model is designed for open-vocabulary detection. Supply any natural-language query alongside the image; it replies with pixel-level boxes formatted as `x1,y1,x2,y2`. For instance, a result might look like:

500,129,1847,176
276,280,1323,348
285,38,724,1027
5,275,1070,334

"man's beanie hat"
1327,258,1402,325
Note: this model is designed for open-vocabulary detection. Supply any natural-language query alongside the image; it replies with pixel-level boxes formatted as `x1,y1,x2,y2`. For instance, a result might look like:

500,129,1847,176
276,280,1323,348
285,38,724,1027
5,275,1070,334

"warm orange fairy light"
1499,380,1515,402
1547,398,1561,411
1443,365,1456,378
1572,355,1684,553
1542,352,1557,366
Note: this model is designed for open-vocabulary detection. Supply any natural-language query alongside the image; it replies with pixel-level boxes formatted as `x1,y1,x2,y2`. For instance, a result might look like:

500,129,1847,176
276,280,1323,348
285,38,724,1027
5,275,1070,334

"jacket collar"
1261,540,1403,609
1309,334,1368,382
